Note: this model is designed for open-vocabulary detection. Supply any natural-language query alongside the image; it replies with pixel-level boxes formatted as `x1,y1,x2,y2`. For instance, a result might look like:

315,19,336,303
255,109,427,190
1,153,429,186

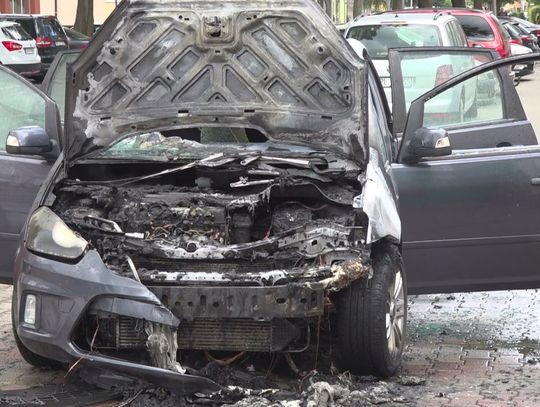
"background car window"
347,24,441,59
423,68,504,128
1,24,32,41
0,70,46,151
36,17,65,39
445,21,460,47
48,53,80,121
451,20,468,46
454,15,494,40
8,18,35,37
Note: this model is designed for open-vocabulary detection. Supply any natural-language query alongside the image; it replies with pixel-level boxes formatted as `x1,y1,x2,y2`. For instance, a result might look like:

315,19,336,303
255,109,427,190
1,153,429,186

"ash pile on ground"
117,360,427,406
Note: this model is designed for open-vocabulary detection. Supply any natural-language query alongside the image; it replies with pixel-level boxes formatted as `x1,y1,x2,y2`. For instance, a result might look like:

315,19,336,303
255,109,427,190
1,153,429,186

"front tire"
334,244,407,377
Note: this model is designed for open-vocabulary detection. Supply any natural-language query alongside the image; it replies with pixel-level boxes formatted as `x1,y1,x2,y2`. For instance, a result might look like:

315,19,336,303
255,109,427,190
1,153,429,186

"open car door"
390,50,540,294
0,68,62,284
41,50,81,123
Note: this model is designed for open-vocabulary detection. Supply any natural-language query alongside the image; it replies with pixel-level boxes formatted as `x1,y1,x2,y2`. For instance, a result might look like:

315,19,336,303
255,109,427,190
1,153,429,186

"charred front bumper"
13,249,220,395
14,247,367,391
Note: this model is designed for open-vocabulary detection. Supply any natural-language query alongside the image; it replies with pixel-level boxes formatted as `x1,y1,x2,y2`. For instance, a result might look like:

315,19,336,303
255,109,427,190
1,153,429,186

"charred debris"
51,147,373,379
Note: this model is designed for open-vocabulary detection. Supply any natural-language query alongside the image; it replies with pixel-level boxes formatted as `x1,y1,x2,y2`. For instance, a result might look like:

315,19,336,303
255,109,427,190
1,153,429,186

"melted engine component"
53,181,364,281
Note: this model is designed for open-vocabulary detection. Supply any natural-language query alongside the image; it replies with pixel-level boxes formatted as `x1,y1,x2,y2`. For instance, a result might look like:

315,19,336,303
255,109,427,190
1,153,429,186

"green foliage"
434,0,453,7
529,4,540,22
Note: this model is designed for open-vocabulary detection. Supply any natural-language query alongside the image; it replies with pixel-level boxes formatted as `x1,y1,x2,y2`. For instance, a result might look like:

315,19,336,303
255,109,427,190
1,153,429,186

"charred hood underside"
64,0,366,163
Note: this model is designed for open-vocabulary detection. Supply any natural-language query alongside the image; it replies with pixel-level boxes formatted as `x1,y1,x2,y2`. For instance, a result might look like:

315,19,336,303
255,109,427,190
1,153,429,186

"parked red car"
383,9,511,58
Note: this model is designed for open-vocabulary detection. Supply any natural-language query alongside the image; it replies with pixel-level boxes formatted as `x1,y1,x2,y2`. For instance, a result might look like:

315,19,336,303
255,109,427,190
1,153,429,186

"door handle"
531,177,540,185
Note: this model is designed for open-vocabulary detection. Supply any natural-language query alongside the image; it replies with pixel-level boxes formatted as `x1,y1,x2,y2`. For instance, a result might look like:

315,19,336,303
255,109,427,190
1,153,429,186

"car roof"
349,12,458,27
383,8,493,15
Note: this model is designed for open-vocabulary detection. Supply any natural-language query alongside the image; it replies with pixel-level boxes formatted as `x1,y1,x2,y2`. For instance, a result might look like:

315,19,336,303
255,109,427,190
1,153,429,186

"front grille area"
109,317,301,353
132,258,295,274
178,319,273,352
118,317,146,349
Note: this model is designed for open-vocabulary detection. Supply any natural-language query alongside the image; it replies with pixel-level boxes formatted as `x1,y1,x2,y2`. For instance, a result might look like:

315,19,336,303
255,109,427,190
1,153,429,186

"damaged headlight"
26,207,88,260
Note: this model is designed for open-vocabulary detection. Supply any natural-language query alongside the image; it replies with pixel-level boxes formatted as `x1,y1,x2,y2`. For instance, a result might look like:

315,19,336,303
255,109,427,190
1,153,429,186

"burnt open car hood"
64,0,366,164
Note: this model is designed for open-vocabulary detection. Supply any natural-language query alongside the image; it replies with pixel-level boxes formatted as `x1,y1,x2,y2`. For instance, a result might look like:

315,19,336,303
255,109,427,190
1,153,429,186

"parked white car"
0,21,40,78
345,13,472,112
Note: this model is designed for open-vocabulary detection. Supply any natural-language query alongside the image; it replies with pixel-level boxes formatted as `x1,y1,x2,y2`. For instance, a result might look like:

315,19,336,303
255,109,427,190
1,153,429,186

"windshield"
1,23,32,41
347,24,441,59
454,15,494,40
37,17,65,39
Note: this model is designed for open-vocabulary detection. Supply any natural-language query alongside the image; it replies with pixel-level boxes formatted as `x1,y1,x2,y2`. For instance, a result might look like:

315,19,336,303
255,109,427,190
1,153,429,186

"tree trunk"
452,0,466,7
353,0,363,17
74,0,94,37
391,0,404,10
473,0,483,9
417,0,433,8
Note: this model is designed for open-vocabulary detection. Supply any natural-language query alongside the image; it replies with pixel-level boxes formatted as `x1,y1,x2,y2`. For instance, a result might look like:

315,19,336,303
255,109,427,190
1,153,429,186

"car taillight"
435,64,454,86
511,38,523,45
2,41,23,51
36,37,53,48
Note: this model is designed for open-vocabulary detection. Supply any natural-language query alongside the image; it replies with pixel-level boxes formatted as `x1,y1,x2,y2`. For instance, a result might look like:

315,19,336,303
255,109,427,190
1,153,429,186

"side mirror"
403,127,451,163
6,126,53,156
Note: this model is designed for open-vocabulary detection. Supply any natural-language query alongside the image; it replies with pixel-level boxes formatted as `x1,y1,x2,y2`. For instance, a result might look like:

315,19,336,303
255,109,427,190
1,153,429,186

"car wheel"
333,243,407,378
11,291,63,369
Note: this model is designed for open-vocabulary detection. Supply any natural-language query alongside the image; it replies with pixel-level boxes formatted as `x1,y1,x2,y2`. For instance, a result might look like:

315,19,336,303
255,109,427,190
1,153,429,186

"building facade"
40,0,118,25
0,1,118,25
0,0,40,13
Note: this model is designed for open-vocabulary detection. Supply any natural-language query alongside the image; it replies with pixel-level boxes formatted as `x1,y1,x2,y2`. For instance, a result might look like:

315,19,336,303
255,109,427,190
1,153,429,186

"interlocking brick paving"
1,284,539,406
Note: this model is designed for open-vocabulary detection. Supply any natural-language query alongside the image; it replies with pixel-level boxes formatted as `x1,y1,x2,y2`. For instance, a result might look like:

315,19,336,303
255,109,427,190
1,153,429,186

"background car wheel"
333,243,407,378
11,291,63,369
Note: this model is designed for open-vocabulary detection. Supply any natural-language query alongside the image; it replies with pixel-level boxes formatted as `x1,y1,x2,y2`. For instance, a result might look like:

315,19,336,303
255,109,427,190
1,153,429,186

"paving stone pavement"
1,284,539,406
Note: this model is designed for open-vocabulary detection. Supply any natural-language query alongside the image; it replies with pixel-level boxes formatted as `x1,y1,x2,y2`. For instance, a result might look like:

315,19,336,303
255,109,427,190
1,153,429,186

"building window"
11,0,30,13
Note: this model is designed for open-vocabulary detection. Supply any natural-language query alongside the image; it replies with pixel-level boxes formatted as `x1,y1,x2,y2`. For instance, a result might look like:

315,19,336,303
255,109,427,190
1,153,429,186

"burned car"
7,0,409,389
8,0,540,395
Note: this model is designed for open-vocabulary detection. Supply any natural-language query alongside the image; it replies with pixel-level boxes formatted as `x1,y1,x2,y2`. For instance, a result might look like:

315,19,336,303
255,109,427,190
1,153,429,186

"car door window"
0,69,46,151
423,69,504,128
42,52,80,121
368,76,391,163
399,51,493,112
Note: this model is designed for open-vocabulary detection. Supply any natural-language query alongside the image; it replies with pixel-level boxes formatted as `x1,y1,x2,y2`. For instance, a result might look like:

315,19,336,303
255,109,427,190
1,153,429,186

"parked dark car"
0,14,67,77
2,0,540,395
499,16,540,42
63,27,89,50
502,20,539,51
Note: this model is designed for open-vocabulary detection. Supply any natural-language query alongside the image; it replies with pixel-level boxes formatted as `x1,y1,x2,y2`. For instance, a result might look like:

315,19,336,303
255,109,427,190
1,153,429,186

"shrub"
529,4,540,22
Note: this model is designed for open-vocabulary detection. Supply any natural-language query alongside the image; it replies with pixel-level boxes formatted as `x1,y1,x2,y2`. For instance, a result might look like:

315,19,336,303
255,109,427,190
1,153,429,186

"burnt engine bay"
53,161,369,356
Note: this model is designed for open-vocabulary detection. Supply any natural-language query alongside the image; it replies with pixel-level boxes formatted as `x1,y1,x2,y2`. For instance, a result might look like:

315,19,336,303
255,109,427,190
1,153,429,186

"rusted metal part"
149,284,325,320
